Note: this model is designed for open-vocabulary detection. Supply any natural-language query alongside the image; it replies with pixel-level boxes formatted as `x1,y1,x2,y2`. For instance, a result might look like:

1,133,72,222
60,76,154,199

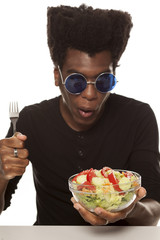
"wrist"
125,201,147,225
0,173,8,182
126,199,160,226
0,177,9,193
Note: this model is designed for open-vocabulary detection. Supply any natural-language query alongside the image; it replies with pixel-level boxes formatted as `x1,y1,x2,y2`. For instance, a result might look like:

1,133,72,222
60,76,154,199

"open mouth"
78,108,94,118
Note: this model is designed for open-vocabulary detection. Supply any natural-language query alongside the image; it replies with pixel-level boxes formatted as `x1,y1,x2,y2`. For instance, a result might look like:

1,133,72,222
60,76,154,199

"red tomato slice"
72,169,90,182
101,167,111,178
77,181,96,191
108,172,122,192
87,168,96,183
124,171,133,178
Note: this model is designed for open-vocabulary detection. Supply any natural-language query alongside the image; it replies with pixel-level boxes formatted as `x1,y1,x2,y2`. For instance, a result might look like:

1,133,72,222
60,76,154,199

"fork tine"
13,102,16,112
16,101,19,113
12,102,14,112
14,101,18,113
9,101,19,134
9,102,19,113
9,102,12,113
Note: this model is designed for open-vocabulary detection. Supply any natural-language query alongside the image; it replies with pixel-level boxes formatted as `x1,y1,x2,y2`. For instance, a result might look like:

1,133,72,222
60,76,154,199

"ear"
54,67,60,86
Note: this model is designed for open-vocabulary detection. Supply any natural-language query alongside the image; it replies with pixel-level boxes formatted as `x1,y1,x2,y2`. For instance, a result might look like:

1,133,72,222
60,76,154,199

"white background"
0,0,160,225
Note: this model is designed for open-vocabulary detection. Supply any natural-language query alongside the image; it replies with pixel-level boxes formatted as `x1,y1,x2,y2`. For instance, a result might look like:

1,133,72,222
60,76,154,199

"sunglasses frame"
58,65,117,95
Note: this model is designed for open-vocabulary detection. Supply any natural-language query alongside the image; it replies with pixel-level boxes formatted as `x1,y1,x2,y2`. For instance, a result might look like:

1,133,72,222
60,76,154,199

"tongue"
79,109,93,118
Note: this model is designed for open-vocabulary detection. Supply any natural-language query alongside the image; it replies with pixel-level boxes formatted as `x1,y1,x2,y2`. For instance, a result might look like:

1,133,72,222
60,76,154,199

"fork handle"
11,118,17,134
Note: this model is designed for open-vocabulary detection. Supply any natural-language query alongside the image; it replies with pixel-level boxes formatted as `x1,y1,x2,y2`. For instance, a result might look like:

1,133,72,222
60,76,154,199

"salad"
69,167,141,212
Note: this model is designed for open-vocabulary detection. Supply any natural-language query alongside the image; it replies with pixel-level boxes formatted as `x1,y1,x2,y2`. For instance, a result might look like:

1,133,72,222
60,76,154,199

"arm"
0,179,9,214
71,187,160,225
71,105,160,225
0,133,29,214
126,198,160,226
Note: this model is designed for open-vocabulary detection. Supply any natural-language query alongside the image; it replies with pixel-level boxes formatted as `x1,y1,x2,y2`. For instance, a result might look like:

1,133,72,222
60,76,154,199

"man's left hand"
71,187,146,225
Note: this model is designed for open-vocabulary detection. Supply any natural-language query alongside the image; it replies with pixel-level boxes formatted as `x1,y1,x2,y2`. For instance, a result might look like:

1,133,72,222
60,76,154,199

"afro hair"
47,4,133,72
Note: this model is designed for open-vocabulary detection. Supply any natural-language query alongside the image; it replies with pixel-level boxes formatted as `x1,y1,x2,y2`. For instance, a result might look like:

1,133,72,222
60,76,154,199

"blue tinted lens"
65,74,87,94
96,73,116,93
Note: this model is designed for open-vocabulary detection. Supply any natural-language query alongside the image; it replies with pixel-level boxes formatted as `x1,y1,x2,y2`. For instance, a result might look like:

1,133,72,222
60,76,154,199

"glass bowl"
68,169,141,212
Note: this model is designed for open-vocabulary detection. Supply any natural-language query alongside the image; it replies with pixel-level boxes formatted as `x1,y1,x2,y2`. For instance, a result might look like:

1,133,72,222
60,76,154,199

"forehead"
62,49,112,74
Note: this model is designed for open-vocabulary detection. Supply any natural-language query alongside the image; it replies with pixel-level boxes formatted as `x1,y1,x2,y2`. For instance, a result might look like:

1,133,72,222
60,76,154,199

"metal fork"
9,102,19,134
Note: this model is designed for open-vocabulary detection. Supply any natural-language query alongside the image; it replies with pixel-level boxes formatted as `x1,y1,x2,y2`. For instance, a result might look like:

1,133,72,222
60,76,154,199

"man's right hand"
0,133,29,180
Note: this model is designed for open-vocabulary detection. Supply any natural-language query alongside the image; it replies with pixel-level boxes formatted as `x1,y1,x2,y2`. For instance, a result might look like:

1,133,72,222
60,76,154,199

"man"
0,4,160,225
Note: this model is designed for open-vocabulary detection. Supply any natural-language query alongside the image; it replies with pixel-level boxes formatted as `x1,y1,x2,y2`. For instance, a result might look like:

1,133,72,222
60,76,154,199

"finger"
12,148,29,159
14,132,27,141
134,187,147,202
71,198,106,225
71,197,108,225
2,157,29,168
1,157,29,180
74,203,106,225
94,207,126,223
1,147,29,159
2,165,28,179
0,134,27,149
71,197,77,204
0,138,24,149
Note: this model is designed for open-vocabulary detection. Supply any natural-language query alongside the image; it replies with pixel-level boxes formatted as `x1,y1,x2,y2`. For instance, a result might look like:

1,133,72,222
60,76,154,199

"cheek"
59,85,69,104
60,85,76,108
98,92,110,106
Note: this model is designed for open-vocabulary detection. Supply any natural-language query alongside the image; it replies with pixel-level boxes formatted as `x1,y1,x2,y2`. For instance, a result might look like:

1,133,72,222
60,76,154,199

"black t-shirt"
4,94,160,225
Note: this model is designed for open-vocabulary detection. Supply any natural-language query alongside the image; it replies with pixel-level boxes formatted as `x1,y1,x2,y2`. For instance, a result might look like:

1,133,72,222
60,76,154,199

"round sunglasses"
58,66,117,95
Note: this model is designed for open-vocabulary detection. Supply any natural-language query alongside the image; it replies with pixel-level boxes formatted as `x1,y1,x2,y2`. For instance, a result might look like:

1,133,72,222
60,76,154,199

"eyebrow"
66,69,80,74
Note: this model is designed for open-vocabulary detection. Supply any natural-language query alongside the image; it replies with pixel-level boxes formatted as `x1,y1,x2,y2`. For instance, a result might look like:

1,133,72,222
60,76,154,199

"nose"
80,83,97,101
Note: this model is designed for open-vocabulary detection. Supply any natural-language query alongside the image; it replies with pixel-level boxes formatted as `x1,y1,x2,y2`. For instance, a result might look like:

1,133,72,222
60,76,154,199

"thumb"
135,187,147,202
14,132,27,141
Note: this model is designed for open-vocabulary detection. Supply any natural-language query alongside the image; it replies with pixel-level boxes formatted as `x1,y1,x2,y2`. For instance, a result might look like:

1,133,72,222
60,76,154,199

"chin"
73,117,97,131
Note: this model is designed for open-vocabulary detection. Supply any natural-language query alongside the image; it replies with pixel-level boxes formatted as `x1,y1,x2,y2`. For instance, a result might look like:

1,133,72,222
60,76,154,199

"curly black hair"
47,4,133,73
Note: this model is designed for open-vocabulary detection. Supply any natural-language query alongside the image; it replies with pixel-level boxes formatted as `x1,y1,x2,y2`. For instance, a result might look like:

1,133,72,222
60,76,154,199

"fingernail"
95,209,101,215
71,197,76,203
17,133,23,136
